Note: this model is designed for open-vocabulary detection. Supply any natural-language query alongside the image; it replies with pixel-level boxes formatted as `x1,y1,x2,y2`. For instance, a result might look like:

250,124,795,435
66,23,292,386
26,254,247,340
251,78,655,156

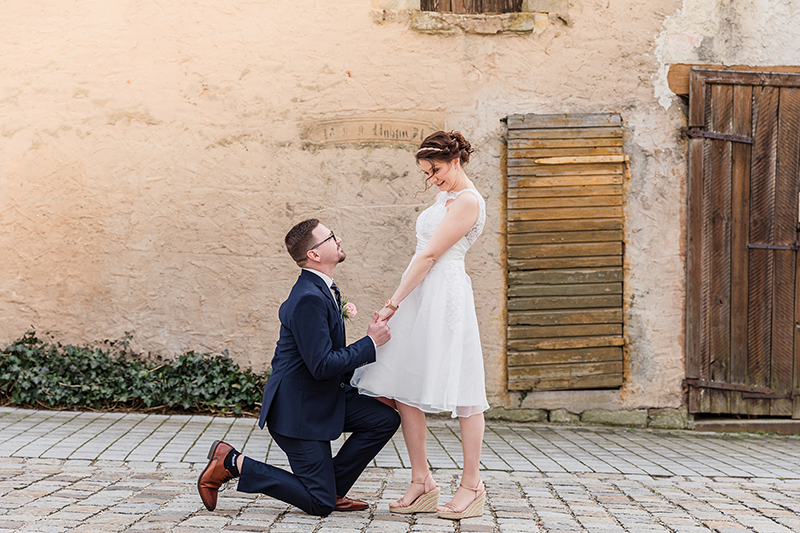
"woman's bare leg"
390,403,436,507
438,412,485,512
376,397,398,409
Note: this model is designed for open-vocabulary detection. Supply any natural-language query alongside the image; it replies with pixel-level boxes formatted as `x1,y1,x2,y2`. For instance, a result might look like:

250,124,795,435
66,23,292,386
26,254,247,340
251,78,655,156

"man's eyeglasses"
309,232,336,251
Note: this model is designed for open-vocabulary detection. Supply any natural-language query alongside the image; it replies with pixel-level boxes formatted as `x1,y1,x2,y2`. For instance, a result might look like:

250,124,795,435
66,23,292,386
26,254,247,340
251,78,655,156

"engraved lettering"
304,116,444,147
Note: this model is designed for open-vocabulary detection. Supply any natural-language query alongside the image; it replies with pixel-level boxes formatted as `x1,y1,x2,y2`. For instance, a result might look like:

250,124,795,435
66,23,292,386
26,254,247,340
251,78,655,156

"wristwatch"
384,299,399,311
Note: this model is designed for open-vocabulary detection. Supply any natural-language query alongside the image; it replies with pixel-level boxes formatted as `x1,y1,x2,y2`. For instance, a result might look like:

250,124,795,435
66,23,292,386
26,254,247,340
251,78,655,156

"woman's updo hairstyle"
415,130,474,166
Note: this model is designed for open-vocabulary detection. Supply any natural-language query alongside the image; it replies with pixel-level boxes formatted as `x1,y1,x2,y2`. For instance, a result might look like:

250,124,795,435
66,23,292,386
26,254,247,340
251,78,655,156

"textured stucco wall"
654,0,800,108
0,0,740,412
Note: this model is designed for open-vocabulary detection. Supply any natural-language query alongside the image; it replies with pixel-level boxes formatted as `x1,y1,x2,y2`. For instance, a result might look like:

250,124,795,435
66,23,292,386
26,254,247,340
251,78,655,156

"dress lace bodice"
415,189,486,256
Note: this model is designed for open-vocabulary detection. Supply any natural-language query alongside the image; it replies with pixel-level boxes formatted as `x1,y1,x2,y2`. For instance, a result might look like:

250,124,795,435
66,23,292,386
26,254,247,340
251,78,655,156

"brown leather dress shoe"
335,495,369,511
197,440,235,511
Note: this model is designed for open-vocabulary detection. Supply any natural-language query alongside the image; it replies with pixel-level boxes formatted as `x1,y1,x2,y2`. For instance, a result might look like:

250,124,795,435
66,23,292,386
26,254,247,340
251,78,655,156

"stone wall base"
485,407,690,429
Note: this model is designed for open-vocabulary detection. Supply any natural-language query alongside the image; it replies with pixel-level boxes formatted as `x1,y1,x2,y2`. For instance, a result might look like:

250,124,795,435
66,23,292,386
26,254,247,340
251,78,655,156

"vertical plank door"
686,69,800,418
506,113,626,392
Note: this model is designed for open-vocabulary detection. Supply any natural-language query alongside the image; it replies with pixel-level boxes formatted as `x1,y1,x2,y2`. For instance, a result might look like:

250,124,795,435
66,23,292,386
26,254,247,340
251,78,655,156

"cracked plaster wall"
654,0,800,108
1,0,713,413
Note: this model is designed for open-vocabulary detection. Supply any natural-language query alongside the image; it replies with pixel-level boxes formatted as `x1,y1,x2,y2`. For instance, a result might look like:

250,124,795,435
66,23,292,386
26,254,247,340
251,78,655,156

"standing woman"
351,130,489,520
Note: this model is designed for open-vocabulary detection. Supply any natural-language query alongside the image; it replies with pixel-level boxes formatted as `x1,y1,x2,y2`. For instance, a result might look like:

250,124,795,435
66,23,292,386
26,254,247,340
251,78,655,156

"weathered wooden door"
686,68,800,418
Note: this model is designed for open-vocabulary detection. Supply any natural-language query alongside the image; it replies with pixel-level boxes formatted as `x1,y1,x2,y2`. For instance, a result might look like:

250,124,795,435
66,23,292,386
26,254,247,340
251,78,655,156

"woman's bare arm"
378,192,479,320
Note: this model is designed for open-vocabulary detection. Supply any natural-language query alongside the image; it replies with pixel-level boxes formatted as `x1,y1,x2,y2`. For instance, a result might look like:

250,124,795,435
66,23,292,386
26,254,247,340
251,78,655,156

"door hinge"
684,378,773,394
681,127,754,144
741,391,800,400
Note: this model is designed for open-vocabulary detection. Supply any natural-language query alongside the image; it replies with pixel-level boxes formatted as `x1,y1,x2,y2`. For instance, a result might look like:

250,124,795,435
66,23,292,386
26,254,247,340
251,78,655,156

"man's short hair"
285,218,319,265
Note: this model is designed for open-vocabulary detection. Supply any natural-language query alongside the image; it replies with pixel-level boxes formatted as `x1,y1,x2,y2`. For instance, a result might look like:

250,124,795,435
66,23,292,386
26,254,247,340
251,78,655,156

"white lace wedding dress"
351,188,489,418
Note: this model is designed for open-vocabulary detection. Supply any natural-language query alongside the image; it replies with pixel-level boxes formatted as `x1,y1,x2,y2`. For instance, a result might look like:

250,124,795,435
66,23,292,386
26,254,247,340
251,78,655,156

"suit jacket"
257,269,376,441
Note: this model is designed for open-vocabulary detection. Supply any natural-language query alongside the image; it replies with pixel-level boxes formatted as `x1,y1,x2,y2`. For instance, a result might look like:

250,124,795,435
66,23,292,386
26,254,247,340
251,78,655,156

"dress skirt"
351,254,489,418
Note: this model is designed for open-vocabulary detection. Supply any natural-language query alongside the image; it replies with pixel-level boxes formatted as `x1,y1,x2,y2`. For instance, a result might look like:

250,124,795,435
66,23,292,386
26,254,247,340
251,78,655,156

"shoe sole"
207,439,222,460
437,491,485,520
334,504,369,512
197,440,223,511
390,486,440,514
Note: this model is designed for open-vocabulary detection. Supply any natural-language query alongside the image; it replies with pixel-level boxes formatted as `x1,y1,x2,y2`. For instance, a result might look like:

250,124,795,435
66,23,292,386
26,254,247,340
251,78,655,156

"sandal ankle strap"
459,480,484,494
411,472,433,486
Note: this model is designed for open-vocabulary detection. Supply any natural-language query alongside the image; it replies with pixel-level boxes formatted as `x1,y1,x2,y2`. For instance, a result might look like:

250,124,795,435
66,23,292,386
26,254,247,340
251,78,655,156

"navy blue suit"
238,270,400,516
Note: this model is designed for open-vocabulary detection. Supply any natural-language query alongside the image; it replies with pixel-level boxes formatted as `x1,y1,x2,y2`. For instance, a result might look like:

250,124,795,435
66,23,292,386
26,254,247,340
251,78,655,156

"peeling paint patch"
665,31,703,53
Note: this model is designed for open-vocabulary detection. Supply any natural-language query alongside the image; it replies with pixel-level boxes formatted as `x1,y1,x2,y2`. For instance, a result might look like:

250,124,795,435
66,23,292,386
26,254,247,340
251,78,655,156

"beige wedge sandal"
389,473,440,514
437,480,485,520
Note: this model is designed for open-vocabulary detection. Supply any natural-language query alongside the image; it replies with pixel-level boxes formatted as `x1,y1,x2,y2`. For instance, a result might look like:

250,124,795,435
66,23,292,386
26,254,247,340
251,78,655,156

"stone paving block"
459,524,495,532
364,524,409,533
269,526,316,532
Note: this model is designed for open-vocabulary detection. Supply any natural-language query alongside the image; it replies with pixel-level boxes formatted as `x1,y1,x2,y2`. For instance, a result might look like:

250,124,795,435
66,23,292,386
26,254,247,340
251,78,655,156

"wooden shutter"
506,114,626,391
421,0,523,13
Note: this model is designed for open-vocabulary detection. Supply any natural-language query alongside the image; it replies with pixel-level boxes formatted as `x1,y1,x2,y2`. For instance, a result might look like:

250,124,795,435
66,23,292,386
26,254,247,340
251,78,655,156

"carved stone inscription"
304,115,444,146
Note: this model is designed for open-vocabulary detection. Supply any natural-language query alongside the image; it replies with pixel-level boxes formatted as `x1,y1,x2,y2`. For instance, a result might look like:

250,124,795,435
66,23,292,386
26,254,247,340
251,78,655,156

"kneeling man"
197,219,399,516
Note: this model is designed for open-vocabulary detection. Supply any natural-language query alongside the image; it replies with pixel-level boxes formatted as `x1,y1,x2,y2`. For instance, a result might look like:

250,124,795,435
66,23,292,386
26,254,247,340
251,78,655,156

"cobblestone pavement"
1,407,800,532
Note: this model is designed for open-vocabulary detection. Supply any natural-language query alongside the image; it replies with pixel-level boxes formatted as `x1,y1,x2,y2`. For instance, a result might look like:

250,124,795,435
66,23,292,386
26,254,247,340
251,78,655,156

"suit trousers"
237,389,400,516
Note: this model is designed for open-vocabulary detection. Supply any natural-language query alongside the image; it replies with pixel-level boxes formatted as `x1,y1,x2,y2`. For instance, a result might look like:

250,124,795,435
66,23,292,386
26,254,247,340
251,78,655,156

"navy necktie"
330,281,342,312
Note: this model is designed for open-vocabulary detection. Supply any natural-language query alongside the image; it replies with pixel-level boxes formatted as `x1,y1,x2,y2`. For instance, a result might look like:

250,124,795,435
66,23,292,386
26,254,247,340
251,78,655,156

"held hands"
367,311,391,347
366,300,398,347
376,306,395,323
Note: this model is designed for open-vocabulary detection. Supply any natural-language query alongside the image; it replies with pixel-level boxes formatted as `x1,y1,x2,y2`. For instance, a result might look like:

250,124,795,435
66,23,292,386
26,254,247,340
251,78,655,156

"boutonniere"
342,300,357,323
